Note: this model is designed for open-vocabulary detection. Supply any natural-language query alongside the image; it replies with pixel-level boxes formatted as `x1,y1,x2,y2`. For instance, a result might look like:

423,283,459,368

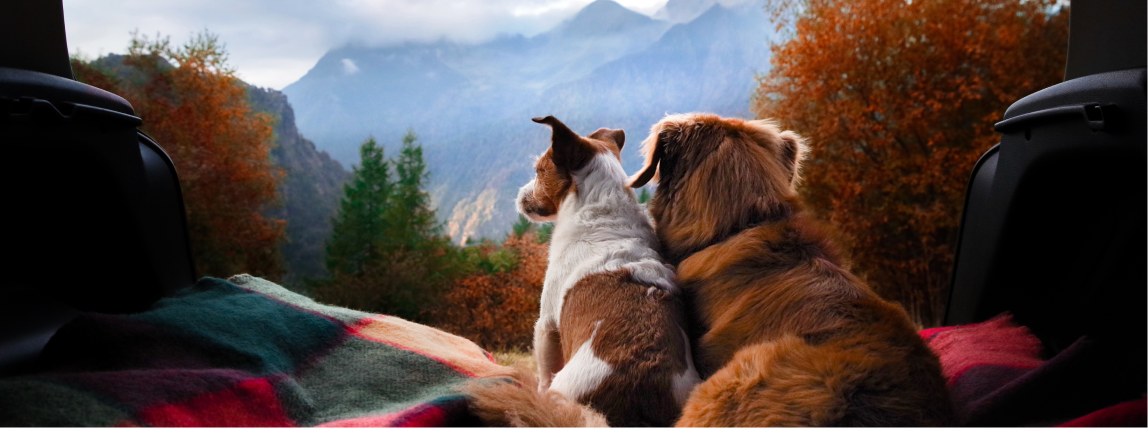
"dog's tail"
461,364,608,427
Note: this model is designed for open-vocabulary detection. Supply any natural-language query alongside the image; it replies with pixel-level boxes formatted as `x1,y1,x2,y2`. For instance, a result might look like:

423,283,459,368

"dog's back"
674,213,952,426
629,113,953,426
557,270,695,426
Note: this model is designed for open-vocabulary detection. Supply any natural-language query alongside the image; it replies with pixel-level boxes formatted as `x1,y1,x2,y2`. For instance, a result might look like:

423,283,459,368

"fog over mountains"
282,0,775,244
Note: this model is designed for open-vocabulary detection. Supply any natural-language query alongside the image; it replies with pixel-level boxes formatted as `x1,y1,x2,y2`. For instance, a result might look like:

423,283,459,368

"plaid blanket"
1,277,1142,427
921,314,1146,427
0,275,509,427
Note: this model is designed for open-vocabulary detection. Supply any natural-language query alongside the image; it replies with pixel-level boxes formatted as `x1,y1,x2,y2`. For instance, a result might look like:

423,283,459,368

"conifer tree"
511,215,532,239
386,130,437,249
326,137,392,275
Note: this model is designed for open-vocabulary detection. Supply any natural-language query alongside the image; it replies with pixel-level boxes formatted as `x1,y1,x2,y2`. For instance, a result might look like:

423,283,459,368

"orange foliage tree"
755,0,1069,326
428,233,548,351
73,32,285,280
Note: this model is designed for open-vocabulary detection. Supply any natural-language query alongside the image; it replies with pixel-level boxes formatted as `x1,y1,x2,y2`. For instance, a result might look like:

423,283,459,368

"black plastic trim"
2,96,143,128
944,143,998,324
994,103,1114,133
138,130,198,285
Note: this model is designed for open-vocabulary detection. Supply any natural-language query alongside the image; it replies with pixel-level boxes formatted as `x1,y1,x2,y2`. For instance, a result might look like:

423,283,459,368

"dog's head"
629,113,806,263
517,115,625,222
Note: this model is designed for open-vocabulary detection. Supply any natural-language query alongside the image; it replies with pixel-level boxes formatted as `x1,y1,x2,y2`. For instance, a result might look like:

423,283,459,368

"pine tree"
326,137,392,275
536,223,554,244
386,129,437,249
315,131,467,321
511,215,532,238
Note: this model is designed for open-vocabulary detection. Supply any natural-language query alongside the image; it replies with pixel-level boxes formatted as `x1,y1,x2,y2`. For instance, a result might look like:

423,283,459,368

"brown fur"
630,114,805,265
560,270,690,426
462,363,609,427
630,113,954,426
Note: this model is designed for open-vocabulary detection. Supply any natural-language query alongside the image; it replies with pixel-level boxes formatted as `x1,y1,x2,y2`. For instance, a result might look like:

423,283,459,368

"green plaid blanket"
0,275,509,426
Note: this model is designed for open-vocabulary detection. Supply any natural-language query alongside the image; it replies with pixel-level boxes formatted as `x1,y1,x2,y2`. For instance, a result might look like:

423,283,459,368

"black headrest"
1064,0,1147,80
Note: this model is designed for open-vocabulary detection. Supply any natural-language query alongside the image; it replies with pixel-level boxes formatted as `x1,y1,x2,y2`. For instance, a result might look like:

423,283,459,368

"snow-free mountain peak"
654,0,761,23
551,0,659,37
654,0,716,23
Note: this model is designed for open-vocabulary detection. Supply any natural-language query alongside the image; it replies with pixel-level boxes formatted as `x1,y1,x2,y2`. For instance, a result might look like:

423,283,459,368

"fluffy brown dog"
629,113,954,426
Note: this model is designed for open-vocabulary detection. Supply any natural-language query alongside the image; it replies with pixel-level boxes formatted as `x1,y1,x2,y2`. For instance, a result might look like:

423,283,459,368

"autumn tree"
755,0,1069,326
72,32,285,280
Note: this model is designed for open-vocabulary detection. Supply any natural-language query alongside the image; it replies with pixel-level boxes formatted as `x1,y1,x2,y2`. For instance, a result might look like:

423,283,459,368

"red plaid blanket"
921,314,1146,427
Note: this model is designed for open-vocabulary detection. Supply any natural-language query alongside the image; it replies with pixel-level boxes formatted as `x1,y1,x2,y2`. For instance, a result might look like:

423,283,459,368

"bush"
427,233,548,351
312,237,474,323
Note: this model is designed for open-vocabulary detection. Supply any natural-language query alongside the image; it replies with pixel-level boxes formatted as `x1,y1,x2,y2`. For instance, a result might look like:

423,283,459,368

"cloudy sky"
62,0,671,90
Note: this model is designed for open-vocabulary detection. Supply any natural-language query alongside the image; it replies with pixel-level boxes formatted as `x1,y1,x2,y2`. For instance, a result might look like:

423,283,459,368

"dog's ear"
588,128,625,151
534,115,592,172
629,130,665,188
777,131,806,185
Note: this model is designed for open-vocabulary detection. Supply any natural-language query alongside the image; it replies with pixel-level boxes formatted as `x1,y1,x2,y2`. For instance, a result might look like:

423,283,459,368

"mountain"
282,0,774,244
246,87,350,287
282,0,670,169
653,0,759,23
653,0,717,23
551,0,661,36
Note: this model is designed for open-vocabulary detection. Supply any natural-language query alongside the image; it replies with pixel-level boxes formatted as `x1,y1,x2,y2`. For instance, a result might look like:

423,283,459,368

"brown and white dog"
469,116,700,426
628,113,954,426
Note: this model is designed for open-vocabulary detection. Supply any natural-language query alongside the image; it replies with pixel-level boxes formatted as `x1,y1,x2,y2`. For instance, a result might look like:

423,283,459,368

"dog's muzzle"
517,180,555,222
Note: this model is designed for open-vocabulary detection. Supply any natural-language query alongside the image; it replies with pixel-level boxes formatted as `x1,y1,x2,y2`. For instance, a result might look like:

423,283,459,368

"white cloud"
62,0,672,89
341,58,360,75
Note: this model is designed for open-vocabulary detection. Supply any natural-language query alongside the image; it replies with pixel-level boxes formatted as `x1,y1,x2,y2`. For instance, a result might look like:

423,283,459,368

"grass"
492,349,537,373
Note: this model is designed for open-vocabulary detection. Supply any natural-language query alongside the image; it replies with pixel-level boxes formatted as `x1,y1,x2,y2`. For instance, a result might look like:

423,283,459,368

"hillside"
282,0,773,244
246,87,350,287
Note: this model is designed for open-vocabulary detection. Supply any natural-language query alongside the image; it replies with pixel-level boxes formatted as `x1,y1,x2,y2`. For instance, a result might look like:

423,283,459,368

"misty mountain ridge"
550,0,662,37
654,0,716,22
282,0,775,244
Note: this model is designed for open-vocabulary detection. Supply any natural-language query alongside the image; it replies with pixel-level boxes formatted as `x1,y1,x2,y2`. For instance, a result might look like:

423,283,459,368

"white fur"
520,152,683,391
549,321,613,401
672,327,701,406
516,181,556,222
536,153,677,330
